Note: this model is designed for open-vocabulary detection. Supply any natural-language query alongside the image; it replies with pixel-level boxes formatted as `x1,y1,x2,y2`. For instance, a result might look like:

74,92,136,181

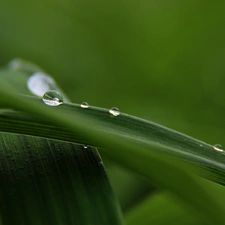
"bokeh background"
0,0,225,212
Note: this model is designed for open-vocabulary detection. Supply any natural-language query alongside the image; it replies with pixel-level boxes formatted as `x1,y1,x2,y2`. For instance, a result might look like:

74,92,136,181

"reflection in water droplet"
42,90,63,106
109,107,120,116
81,102,89,108
28,72,56,97
213,144,224,153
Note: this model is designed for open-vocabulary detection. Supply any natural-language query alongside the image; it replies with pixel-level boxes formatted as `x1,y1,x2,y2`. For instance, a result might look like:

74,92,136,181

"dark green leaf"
0,132,123,225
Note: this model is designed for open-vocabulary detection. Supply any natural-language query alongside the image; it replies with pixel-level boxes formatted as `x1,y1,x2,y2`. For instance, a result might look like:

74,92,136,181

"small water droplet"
8,58,22,70
81,102,89,108
200,144,203,147
28,72,56,97
213,144,224,153
42,90,63,106
83,146,88,149
109,107,120,116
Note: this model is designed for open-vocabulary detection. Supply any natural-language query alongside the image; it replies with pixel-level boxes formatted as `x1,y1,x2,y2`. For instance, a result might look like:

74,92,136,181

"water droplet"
28,72,56,97
81,102,89,108
83,146,88,149
42,90,63,106
109,107,120,116
213,144,224,153
8,58,23,70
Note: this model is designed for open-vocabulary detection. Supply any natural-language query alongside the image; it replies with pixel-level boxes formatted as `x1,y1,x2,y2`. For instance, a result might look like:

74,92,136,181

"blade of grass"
0,82,225,224
0,65,151,212
0,96,224,186
2,68,223,184
0,68,124,225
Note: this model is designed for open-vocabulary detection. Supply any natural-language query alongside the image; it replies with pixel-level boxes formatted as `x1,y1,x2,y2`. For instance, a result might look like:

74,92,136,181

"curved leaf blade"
0,132,123,225
1,84,225,224
0,68,124,225
0,97,224,185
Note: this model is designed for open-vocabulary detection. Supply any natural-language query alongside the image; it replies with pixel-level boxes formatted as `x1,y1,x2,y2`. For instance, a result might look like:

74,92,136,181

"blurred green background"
0,0,225,212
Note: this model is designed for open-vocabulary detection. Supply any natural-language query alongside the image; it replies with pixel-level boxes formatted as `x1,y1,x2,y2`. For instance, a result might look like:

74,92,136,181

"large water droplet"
42,90,63,106
213,144,224,153
28,72,56,97
81,102,89,108
109,107,120,116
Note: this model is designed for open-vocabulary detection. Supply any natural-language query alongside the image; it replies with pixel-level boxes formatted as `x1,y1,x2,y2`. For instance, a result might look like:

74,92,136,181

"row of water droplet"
44,91,225,152
28,73,224,152
42,90,120,116
26,72,120,116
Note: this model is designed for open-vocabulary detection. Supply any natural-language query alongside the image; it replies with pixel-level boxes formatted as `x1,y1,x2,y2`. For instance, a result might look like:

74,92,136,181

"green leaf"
0,132,123,225
0,68,124,225
1,77,225,224
0,94,224,186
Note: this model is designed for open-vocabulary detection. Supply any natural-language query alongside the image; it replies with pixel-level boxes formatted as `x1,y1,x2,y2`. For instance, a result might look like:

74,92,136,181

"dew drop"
83,146,88,149
28,72,56,97
109,107,120,116
81,102,89,109
8,58,23,70
42,90,63,106
213,144,224,153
